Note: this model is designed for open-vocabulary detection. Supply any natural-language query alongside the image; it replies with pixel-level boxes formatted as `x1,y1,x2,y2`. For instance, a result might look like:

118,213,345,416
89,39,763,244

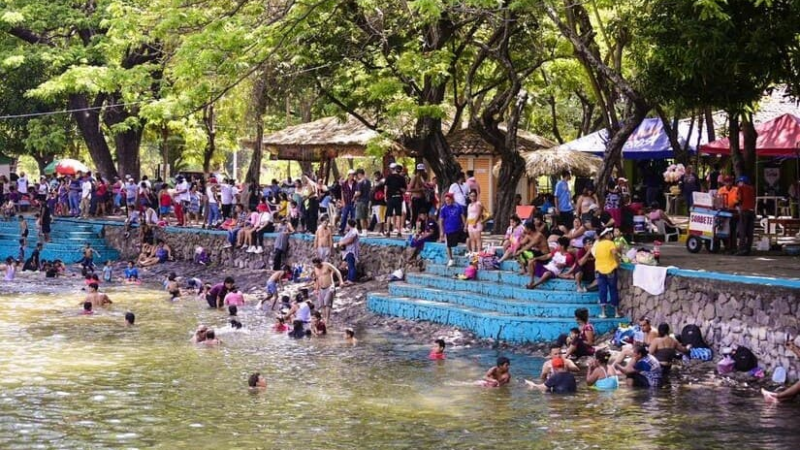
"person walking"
339,170,357,235
354,169,371,237
384,163,406,237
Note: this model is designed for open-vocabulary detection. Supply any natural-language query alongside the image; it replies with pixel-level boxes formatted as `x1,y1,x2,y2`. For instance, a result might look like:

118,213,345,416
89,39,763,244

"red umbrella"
54,159,90,176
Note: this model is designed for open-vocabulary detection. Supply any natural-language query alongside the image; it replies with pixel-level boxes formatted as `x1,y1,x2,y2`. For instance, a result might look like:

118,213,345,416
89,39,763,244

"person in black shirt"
407,210,440,264
526,357,577,393
384,163,407,237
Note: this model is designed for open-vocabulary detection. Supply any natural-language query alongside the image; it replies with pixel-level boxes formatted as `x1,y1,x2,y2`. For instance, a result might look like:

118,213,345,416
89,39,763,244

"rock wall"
619,270,800,379
103,225,408,277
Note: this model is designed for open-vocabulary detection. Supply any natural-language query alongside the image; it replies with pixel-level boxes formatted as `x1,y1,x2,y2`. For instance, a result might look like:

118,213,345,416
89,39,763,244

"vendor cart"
686,192,734,253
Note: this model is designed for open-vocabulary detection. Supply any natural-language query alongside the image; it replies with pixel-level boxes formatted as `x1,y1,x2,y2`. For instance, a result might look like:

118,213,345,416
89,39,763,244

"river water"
0,278,798,449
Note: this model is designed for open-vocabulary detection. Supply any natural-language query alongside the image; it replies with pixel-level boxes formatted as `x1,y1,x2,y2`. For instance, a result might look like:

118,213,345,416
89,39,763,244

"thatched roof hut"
244,116,408,161
445,127,556,156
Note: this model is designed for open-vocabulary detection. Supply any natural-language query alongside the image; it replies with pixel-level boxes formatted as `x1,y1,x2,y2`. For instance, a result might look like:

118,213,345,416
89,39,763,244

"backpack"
733,346,758,372
690,347,713,361
613,325,637,347
680,324,708,349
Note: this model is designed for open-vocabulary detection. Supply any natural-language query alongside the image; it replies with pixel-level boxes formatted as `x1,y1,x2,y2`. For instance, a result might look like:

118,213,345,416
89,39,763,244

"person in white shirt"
17,173,28,195
220,179,239,219
80,174,93,218
205,180,221,227
247,204,274,254
447,171,469,208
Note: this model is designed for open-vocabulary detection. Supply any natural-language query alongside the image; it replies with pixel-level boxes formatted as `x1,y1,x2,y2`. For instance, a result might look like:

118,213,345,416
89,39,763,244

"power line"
0,100,151,120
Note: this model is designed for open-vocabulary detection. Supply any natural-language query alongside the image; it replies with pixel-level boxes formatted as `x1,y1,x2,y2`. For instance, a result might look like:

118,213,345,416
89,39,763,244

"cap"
617,177,628,182
737,175,749,184
209,178,218,184
416,163,426,171
347,169,356,175
723,175,734,182
552,357,565,369
444,192,454,199
125,174,133,180
389,163,398,169
600,227,614,238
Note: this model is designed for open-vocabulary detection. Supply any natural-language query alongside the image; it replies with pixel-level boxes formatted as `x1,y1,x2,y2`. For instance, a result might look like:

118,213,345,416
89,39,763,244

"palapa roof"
445,127,556,156
493,148,603,178
245,116,407,161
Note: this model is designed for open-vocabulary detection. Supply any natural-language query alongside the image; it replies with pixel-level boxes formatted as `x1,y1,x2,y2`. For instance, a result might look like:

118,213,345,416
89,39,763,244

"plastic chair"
515,206,535,221
653,219,679,242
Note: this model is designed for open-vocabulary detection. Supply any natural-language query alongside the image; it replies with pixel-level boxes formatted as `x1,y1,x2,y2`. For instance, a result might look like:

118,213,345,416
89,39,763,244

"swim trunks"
317,286,335,309
266,280,278,295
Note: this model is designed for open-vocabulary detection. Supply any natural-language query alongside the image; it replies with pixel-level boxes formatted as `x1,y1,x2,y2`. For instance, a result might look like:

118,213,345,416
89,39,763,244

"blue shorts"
267,280,278,295
160,206,171,215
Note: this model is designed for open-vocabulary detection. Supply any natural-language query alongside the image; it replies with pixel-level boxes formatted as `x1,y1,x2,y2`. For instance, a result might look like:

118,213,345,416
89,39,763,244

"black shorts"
445,232,462,248
386,196,403,217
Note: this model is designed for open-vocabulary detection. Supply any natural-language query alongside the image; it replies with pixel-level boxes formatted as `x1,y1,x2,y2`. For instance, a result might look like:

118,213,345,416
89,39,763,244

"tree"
1,0,165,179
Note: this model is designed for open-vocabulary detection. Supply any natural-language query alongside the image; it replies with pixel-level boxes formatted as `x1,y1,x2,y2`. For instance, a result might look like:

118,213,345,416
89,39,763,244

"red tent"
700,113,800,157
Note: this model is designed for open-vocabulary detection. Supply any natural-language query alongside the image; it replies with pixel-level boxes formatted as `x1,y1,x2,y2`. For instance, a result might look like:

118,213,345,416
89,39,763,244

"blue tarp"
554,118,706,160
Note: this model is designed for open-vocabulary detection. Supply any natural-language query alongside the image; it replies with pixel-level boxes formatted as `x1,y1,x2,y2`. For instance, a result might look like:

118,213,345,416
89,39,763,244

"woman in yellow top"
593,228,621,318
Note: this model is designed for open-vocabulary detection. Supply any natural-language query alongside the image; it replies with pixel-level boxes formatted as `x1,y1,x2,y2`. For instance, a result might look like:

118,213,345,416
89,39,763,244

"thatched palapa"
494,148,603,178
246,116,407,161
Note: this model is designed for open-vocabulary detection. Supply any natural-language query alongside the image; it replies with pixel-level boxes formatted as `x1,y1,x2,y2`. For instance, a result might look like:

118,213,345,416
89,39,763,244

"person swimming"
2,257,16,281
124,261,139,282
165,272,180,301
82,301,94,315
429,339,446,360
481,356,511,387
344,327,358,345
248,372,267,389
125,312,135,326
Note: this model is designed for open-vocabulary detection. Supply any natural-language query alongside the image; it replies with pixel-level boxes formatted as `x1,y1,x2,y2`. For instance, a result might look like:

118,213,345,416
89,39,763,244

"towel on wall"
632,264,672,296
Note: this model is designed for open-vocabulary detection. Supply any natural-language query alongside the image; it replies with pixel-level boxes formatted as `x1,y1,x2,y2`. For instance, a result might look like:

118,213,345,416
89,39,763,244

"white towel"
632,264,671,296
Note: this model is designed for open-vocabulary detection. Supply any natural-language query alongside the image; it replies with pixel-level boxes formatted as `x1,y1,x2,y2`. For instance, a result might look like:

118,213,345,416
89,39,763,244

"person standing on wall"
384,163,407,237
353,169,371,237
554,170,575,230
408,164,429,233
339,170,357,235
735,176,756,256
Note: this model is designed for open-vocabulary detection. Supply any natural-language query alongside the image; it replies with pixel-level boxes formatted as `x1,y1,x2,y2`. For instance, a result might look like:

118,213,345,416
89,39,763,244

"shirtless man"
314,218,333,261
515,222,549,275
80,243,101,271
538,346,580,381
612,316,660,366
311,256,343,324
83,282,112,308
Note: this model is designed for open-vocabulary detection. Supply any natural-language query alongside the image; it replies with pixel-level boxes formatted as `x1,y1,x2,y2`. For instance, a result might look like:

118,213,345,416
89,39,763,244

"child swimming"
102,261,113,283
480,356,511,387
344,327,358,345
124,261,139,283
429,339,446,360
165,272,180,301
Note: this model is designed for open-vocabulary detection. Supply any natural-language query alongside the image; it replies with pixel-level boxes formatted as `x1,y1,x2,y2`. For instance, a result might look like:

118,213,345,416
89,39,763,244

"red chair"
515,205,535,221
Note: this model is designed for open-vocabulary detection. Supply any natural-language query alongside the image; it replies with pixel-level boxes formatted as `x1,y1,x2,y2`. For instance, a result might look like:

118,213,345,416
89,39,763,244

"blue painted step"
368,294,623,343
425,263,583,292
389,283,603,318
405,273,596,304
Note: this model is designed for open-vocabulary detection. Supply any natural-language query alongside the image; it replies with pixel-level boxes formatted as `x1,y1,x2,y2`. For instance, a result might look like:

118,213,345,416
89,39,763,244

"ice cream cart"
686,192,734,253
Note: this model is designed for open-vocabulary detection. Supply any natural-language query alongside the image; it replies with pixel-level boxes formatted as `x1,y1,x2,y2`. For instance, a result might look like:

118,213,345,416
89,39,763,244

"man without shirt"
83,282,112,308
312,256,343,324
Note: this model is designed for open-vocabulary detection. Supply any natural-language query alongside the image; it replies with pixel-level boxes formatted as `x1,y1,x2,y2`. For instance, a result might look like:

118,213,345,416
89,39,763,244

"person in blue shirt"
124,260,139,282
554,170,575,230
438,193,466,267
614,344,663,388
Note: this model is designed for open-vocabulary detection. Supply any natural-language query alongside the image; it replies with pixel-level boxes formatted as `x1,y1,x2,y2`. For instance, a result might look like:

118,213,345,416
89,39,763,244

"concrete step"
425,263,582,291
405,273,597,304
0,248,119,264
367,293,623,343
389,283,603,318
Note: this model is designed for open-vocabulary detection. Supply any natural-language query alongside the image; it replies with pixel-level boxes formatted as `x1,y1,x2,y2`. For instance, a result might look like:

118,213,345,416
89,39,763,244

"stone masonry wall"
104,226,407,277
619,270,800,379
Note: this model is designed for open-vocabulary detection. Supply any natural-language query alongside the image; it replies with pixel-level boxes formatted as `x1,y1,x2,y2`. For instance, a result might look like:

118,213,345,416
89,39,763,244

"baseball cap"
389,162,398,169
737,175,749,184
552,357,565,369
600,227,614,238
416,163,426,171
444,192,454,199
347,169,356,175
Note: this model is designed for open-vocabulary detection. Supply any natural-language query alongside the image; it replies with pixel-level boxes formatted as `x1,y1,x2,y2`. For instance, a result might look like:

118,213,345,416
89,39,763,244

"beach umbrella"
51,159,90,176
493,149,603,178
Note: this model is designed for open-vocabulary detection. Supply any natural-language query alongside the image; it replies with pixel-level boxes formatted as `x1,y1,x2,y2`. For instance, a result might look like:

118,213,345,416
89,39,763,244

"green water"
0,278,798,450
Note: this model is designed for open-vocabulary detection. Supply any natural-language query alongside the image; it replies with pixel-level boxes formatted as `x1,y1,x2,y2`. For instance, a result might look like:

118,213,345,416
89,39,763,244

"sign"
693,191,713,208
689,212,715,237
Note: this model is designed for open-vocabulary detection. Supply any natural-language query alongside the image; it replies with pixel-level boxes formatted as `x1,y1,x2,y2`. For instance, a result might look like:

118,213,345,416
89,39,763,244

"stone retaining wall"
619,270,800,379
103,225,407,277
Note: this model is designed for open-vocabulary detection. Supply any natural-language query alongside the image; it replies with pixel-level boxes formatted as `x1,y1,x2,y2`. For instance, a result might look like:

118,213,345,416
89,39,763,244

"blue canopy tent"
553,117,707,160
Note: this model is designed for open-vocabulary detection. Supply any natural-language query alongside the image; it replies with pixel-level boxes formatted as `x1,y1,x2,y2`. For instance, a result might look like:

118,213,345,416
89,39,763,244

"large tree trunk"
741,112,757,179
729,112,744,178
69,94,117,178
595,102,649,198
245,74,269,185
202,104,216,173
103,93,143,179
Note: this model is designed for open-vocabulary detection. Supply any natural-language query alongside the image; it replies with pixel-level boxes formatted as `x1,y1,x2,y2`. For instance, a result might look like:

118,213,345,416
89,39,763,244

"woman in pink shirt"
223,287,246,307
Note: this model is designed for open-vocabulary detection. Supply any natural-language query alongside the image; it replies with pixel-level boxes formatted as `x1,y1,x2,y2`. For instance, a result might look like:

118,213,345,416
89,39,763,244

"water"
0,277,798,449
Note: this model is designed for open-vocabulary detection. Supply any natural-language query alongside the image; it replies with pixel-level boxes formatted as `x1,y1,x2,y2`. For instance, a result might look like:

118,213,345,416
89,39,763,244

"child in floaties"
429,339,446,360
